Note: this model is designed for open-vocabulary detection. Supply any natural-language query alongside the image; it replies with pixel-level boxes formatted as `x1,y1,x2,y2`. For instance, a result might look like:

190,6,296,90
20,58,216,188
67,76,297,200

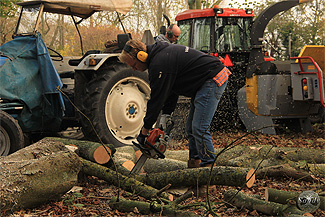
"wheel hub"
127,104,137,117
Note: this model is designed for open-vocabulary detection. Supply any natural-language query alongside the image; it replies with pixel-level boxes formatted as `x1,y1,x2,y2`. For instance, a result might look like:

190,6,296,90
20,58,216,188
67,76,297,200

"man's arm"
162,92,179,115
143,67,176,130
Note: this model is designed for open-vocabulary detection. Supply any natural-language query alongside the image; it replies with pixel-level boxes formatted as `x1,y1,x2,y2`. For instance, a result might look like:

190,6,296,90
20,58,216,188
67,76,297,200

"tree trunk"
308,163,325,177
137,167,255,189
256,164,316,182
2,137,68,161
0,139,81,212
265,188,325,211
109,197,198,217
115,146,137,162
80,158,173,201
224,189,310,216
164,150,190,162
143,158,187,173
48,137,116,164
133,146,325,170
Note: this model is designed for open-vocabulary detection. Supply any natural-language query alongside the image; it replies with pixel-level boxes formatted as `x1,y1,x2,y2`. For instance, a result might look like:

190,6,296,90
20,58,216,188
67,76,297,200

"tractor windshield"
177,16,252,53
178,18,212,52
193,18,212,52
215,17,251,52
15,4,41,35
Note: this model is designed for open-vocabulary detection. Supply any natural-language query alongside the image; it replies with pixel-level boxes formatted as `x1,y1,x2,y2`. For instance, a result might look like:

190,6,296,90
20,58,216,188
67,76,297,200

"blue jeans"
186,79,228,166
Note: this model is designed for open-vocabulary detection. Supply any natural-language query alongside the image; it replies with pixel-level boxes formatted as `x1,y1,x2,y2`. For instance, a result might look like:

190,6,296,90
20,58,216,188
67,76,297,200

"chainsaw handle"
165,120,174,136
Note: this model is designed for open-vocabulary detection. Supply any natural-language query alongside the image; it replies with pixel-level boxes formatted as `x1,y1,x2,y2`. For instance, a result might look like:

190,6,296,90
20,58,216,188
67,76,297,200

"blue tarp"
0,33,65,132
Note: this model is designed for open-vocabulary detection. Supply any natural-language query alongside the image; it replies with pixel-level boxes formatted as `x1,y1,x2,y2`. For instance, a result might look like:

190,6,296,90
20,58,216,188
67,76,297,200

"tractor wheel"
0,110,24,156
81,63,150,147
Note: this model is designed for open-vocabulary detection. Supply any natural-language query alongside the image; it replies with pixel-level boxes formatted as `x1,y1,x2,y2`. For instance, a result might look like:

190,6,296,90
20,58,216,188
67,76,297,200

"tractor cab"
175,7,254,66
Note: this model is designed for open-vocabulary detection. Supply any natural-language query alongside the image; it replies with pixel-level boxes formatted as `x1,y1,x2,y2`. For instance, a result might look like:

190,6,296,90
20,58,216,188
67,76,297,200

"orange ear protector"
123,44,148,63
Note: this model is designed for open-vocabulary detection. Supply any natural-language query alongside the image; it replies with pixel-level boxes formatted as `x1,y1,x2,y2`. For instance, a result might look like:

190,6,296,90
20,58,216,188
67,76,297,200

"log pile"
1,137,323,216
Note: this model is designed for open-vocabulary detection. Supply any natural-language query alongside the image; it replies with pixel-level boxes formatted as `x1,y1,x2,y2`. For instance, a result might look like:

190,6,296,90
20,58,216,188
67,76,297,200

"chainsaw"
130,121,174,175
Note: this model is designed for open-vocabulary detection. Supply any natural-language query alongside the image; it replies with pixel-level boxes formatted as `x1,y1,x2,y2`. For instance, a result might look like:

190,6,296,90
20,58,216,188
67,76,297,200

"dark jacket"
143,42,225,129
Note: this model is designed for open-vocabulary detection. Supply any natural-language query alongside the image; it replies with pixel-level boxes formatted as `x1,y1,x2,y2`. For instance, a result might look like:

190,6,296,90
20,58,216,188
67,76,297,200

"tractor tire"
0,110,24,156
81,63,150,147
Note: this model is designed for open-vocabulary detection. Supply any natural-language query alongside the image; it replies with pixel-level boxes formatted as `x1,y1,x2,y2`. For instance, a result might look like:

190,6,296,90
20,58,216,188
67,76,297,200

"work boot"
187,159,209,198
187,159,201,168
200,164,216,168
195,162,216,198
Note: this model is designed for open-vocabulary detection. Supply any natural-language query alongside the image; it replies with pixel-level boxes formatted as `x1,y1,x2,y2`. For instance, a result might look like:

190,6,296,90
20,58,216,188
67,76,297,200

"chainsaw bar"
129,153,147,174
129,121,174,175
129,140,166,175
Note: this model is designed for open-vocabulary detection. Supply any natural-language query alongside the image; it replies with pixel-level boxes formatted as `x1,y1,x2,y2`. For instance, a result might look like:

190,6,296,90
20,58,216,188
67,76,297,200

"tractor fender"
75,53,120,71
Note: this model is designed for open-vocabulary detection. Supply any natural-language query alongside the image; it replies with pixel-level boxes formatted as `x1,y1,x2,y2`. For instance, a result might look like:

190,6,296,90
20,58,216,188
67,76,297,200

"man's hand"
159,114,172,130
137,131,148,146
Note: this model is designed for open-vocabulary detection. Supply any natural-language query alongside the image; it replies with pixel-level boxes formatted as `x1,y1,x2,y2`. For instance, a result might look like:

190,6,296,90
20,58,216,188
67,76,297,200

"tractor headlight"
246,9,253,14
213,8,223,14
86,58,101,66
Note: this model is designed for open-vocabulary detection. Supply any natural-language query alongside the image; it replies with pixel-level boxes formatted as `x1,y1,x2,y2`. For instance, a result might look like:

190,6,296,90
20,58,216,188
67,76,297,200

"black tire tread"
0,110,24,155
80,62,149,147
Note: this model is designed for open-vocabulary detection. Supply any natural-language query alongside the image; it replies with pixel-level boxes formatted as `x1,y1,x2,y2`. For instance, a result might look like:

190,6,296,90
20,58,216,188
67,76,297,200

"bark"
164,150,190,162
219,145,325,167
143,158,187,173
265,188,325,211
256,164,316,182
109,197,198,216
278,147,324,164
224,189,310,216
0,139,81,212
109,157,135,172
137,167,255,189
164,148,245,165
165,146,325,168
3,138,68,161
308,163,325,177
130,145,325,170
110,146,137,171
48,137,116,164
80,158,173,201
109,163,135,176
114,146,137,163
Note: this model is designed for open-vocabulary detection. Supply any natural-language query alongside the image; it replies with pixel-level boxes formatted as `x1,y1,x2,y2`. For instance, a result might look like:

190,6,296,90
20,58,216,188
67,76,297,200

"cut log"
0,140,81,212
143,158,187,173
164,148,242,165
80,158,173,201
278,147,324,164
165,145,325,168
115,146,137,162
224,189,311,216
48,137,116,164
3,137,68,161
164,150,190,162
110,146,137,172
122,160,135,171
265,188,325,211
108,157,135,172
137,167,255,189
256,164,316,182
308,163,325,177
109,197,198,216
